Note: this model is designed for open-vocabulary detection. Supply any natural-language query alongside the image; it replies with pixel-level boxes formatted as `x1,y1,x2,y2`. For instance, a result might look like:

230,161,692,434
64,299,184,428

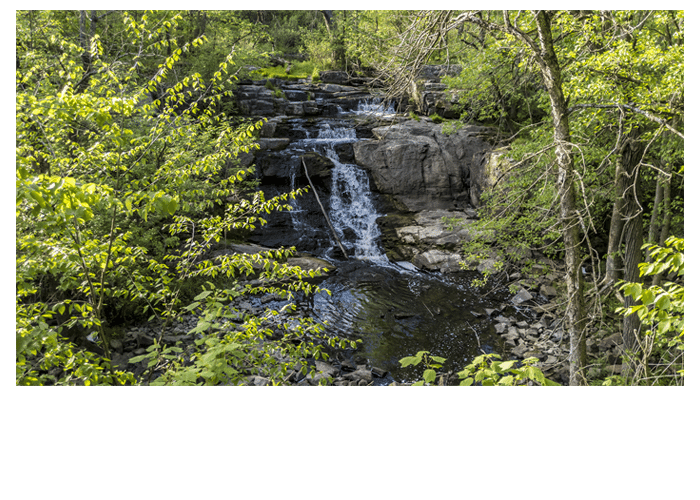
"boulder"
412,249,463,273
353,120,496,211
599,332,623,352
257,138,290,151
347,368,373,383
319,71,350,85
286,256,335,275
418,65,463,82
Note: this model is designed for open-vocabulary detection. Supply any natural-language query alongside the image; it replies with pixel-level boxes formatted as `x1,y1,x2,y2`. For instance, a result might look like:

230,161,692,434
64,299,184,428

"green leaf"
423,369,436,384
499,360,517,371
655,294,671,310
641,289,655,306
498,375,515,385
184,301,201,312
399,356,422,367
194,290,213,301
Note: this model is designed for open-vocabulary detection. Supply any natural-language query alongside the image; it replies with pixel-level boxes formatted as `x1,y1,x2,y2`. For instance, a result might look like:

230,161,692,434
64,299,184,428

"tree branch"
568,103,684,139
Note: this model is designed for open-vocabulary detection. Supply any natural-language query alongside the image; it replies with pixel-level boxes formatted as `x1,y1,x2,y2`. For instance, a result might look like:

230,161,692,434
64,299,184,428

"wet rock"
315,361,339,378
347,368,373,383
257,138,291,151
286,256,335,275
283,89,309,101
340,359,355,372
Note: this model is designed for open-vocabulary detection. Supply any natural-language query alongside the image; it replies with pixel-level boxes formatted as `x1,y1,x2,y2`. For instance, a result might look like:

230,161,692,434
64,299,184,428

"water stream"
251,98,511,384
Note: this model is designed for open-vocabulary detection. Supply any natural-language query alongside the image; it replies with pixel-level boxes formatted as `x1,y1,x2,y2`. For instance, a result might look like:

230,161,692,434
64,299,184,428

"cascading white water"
351,98,396,118
326,148,389,263
271,101,405,265
291,121,390,264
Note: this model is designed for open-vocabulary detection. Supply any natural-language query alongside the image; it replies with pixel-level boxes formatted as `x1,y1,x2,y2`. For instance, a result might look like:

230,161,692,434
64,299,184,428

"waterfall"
351,98,396,118
291,121,390,264
326,149,389,263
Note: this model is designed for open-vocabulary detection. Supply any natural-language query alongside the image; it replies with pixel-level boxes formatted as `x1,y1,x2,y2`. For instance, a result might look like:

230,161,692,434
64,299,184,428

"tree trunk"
604,157,625,284
653,173,673,286
321,10,334,35
646,167,664,252
77,10,97,93
191,10,207,39
534,11,587,385
619,131,645,353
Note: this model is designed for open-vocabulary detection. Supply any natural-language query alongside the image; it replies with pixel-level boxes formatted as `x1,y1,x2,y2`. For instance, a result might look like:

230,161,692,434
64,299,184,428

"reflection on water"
306,261,509,384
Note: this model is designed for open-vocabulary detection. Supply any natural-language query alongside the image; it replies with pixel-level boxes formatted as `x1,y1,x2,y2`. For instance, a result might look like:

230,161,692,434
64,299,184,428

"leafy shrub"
399,351,559,386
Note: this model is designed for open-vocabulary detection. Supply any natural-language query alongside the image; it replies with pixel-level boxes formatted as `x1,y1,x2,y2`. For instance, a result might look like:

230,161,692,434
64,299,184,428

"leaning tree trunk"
534,11,587,385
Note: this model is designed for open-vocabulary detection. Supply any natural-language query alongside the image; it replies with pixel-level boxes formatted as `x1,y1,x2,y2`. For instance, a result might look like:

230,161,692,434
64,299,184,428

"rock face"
232,78,378,118
353,119,497,211
377,209,486,272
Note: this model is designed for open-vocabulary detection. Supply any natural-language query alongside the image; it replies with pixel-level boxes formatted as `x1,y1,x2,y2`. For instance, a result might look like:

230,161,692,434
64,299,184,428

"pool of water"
303,260,511,384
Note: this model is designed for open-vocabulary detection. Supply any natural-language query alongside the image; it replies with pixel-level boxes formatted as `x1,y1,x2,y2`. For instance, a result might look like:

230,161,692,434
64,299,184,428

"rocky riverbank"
107,239,628,386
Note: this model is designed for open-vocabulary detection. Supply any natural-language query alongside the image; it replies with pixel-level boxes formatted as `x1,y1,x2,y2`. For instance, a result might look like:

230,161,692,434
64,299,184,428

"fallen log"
301,157,348,259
